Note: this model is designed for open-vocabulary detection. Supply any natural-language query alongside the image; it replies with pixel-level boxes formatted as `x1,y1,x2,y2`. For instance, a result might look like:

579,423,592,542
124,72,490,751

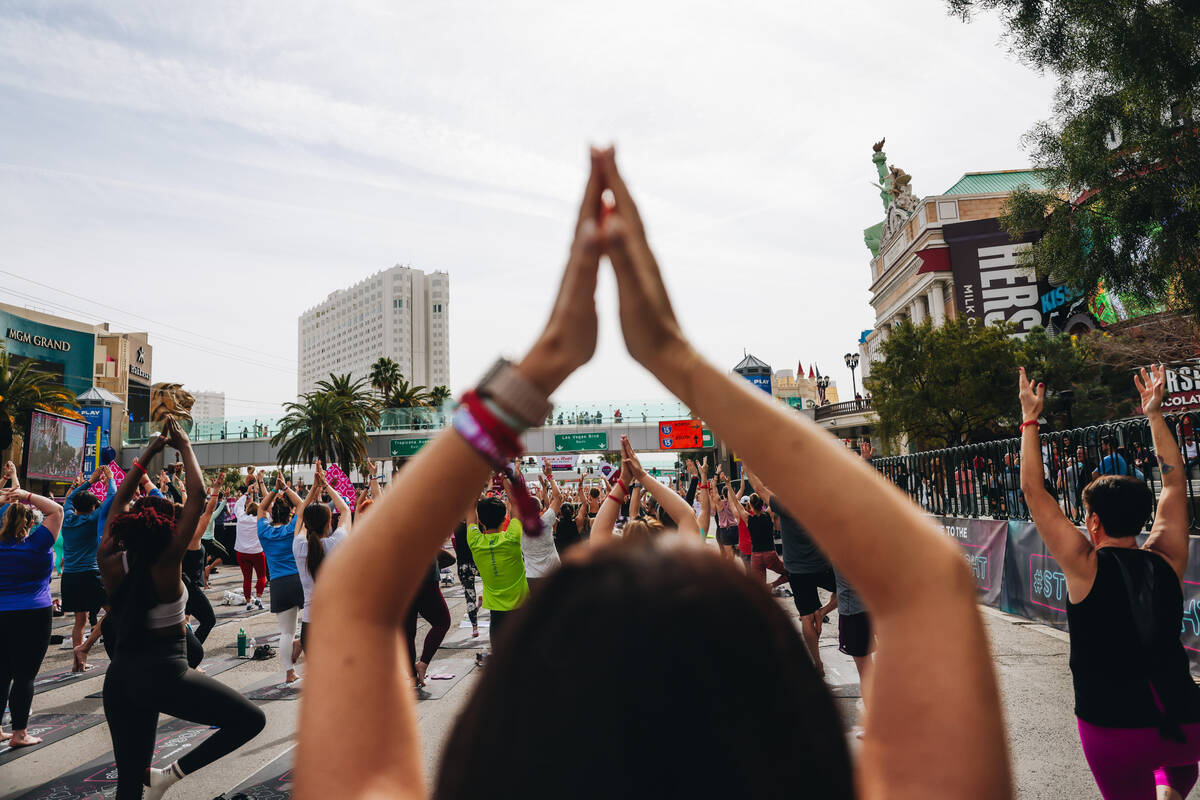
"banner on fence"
1002,520,1072,629
935,517,1007,606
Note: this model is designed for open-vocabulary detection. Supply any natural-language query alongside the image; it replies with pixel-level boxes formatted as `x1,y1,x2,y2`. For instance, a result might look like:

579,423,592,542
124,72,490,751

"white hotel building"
297,265,450,396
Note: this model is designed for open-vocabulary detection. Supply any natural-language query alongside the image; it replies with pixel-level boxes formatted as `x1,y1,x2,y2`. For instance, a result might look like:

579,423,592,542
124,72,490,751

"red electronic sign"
659,419,703,450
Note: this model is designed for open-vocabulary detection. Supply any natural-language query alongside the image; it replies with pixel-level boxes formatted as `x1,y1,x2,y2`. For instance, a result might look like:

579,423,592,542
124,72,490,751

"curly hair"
110,496,177,564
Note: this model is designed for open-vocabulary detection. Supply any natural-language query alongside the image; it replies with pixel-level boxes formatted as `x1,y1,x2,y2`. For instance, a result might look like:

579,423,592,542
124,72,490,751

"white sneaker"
254,598,263,610
245,603,254,612
143,763,184,799
60,638,75,650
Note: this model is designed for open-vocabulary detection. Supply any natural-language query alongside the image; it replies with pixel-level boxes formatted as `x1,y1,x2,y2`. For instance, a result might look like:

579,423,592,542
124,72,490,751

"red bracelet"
131,459,145,474
1019,420,1040,433
460,391,522,457
616,477,628,493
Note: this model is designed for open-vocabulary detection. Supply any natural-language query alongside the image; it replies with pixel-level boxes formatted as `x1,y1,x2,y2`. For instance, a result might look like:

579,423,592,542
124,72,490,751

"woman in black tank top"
1020,365,1200,799
97,420,264,800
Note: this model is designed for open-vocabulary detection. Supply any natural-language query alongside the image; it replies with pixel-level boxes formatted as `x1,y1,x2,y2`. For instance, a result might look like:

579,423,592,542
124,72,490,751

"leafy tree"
428,385,452,408
386,378,430,410
866,319,1021,449
1014,326,1132,428
369,357,401,400
952,0,1200,320
271,391,368,477
0,345,81,458
315,373,381,428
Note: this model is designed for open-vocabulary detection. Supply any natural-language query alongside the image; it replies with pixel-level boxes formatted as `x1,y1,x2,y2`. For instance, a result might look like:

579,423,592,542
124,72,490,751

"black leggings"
0,606,51,730
183,575,215,644
405,578,451,666
103,634,264,799
489,608,510,649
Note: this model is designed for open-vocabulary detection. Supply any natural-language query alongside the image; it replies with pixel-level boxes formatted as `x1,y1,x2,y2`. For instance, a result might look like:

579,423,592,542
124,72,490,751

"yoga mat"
32,660,108,695
224,745,294,798
415,657,475,701
243,677,302,702
439,629,489,649
0,714,105,765
12,718,216,800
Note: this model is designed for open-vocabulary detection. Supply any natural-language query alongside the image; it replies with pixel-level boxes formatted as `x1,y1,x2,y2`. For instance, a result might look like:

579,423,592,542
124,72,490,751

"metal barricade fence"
871,412,1200,531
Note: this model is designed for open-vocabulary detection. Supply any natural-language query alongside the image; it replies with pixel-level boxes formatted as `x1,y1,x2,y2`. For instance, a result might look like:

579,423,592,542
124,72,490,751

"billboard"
79,406,112,474
944,218,1043,333
25,410,87,482
743,373,772,393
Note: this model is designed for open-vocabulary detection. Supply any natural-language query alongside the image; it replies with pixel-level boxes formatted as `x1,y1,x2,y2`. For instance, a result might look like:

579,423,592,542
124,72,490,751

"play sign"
659,420,713,450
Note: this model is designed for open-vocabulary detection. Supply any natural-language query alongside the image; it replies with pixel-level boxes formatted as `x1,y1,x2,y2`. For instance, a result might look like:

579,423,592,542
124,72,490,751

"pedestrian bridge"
119,401,714,469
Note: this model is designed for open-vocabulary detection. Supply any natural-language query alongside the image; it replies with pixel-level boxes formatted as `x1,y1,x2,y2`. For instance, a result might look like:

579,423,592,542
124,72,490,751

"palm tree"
315,373,381,428
0,346,81,457
386,377,431,410
270,391,367,477
428,385,451,409
369,357,401,401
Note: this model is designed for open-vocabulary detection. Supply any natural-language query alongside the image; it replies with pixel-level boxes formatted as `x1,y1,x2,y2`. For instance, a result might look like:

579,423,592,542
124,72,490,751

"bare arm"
0,488,64,538
1137,366,1189,577
696,457,711,535
600,149,1009,800
1018,368,1095,599
296,148,607,800
160,419,206,565
621,436,699,536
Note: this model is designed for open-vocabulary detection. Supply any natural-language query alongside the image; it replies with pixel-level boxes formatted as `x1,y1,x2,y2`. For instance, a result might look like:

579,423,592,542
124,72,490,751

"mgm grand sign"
6,327,72,352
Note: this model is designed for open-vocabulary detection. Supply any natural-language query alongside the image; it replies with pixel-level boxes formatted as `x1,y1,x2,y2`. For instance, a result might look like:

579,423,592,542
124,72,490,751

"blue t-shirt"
257,517,299,578
0,524,55,611
1097,453,1132,477
61,484,115,574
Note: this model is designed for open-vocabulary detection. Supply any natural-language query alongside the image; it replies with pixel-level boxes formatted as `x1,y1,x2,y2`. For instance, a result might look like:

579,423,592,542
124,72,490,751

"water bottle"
237,628,247,658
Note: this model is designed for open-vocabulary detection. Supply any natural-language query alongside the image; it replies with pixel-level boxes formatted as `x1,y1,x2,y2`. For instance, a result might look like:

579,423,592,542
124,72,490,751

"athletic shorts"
838,611,873,658
269,573,305,614
60,570,106,613
788,568,836,616
717,525,739,547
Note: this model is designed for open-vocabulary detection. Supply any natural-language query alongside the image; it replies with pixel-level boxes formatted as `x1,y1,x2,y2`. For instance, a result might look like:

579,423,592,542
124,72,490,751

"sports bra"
121,552,189,628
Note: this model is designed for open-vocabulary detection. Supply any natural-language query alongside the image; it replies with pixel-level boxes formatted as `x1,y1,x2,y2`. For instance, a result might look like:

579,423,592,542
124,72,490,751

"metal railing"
814,397,873,421
871,412,1200,531
121,400,696,445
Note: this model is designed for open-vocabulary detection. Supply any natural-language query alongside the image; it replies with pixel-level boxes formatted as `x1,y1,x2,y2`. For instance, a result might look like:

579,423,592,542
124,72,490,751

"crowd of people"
0,146,1197,799
875,424,1196,523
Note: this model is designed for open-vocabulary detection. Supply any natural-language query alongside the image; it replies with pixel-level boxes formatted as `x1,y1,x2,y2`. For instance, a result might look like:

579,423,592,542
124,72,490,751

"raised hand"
698,457,709,485
621,435,645,480
542,459,553,479
597,148,690,373
1134,364,1166,416
516,147,608,395
860,440,875,461
275,472,286,490
1017,367,1045,422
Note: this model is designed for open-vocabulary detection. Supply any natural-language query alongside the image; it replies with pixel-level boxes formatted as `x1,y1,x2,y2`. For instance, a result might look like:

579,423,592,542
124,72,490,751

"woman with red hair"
97,419,264,799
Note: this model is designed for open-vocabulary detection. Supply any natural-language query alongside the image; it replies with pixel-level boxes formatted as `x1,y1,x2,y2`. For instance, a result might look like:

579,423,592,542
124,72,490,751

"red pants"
236,551,267,600
751,550,788,585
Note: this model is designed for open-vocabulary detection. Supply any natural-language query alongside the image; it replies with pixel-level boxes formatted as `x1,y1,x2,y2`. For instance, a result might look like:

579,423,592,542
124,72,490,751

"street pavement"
0,562,1165,799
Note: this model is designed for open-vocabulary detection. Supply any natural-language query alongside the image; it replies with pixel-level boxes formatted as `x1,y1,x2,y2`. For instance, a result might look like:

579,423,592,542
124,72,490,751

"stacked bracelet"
453,390,543,537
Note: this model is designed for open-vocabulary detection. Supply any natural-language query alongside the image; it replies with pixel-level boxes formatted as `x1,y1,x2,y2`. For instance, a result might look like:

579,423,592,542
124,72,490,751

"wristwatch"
476,358,553,428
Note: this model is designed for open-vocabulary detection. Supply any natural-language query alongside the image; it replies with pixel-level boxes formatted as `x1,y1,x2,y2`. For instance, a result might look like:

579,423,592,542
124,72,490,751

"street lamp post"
844,352,860,399
815,374,830,405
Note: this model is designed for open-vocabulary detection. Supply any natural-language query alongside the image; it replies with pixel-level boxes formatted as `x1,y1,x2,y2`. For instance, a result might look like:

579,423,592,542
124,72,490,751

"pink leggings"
1078,718,1200,798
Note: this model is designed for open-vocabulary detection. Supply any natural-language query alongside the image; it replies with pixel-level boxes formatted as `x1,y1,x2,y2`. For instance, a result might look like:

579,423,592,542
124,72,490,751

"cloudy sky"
0,1,1055,417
